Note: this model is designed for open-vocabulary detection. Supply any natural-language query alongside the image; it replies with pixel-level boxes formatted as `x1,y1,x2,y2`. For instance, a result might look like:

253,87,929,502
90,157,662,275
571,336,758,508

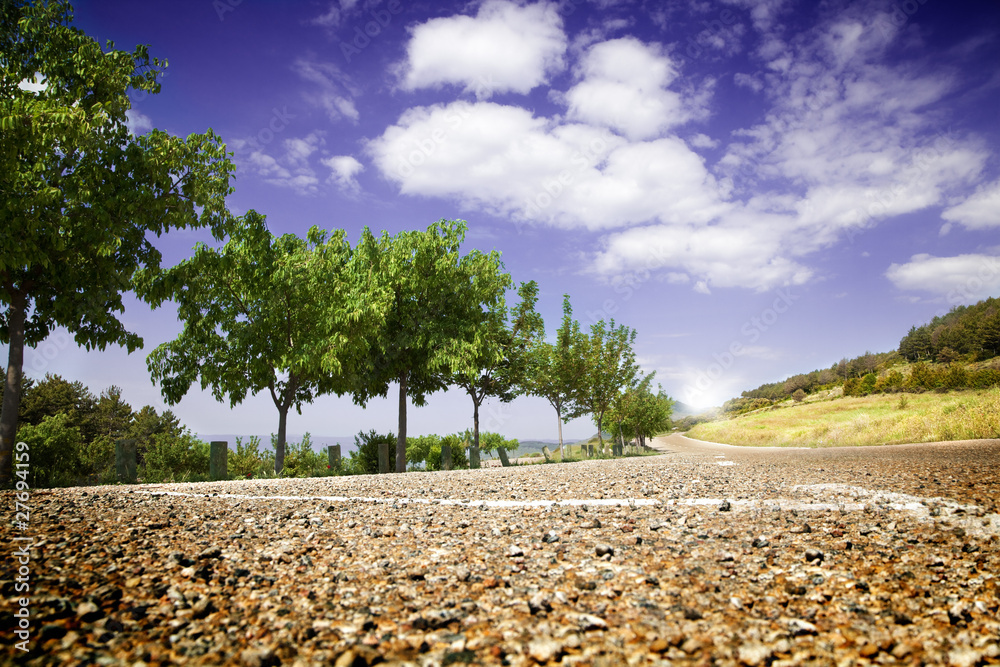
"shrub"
348,430,395,475
15,413,84,487
229,436,267,479
791,389,806,402
141,431,210,483
277,433,328,478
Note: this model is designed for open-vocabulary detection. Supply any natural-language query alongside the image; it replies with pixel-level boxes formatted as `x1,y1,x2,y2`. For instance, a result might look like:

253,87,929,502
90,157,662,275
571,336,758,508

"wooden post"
328,444,341,470
469,445,480,469
497,447,511,467
115,439,136,483
210,441,228,481
378,440,389,473
542,445,552,462
587,444,594,457
441,444,452,471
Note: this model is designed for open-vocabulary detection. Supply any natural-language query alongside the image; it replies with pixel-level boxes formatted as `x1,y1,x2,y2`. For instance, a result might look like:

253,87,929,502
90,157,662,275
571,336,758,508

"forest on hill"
723,297,1000,416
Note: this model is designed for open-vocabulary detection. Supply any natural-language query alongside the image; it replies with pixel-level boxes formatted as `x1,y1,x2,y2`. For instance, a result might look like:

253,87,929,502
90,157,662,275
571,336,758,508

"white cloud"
232,132,325,195
886,253,1000,303
17,74,47,94
368,100,733,232
322,155,364,193
942,178,1000,230
293,59,359,122
371,2,993,294
563,38,701,140
401,0,566,97
125,110,153,134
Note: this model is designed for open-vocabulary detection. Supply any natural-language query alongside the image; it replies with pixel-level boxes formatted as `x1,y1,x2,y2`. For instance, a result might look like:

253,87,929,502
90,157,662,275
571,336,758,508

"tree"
140,212,379,473
0,1,233,482
352,220,504,472
570,318,639,452
526,295,586,458
444,280,543,466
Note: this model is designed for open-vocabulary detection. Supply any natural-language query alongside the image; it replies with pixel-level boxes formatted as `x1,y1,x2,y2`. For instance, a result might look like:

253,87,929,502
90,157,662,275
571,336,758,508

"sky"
7,0,1000,445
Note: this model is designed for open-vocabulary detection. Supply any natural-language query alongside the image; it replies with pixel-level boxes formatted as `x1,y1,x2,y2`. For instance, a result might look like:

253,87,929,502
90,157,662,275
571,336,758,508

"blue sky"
8,0,1000,443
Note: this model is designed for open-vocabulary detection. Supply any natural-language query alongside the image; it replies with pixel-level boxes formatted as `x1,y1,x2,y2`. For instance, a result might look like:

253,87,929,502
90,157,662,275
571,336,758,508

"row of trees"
899,298,1000,363
0,1,673,481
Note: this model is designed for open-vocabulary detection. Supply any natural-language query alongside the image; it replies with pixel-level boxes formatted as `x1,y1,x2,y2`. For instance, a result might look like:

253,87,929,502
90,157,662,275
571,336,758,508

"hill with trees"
722,297,1000,417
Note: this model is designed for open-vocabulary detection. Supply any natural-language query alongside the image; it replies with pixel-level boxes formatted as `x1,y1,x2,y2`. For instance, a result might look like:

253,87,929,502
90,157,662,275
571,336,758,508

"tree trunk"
396,371,407,473
275,403,288,474
556,405,563,460
0,290,27,485
470,395,480,469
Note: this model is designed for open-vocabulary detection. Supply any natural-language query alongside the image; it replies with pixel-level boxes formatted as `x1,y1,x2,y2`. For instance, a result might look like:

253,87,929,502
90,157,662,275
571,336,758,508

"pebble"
6,435,999,666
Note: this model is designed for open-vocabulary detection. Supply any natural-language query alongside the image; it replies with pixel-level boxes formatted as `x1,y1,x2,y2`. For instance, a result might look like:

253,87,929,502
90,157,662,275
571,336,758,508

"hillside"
687,388,1000,447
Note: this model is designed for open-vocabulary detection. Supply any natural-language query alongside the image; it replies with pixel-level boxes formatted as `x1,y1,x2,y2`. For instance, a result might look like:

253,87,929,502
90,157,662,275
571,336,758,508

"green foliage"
569,318,640,447
899,298,1000,362
723,397,773,415
352,219,511,472
347,430,395,475
444,280,543,462
141,212,381,474
229,436,267,479
791,388,807,402
479,432,519,458
139,431,210,484
526,295,586,450
1,0,233,481
15,413,83,487
274,433,329,478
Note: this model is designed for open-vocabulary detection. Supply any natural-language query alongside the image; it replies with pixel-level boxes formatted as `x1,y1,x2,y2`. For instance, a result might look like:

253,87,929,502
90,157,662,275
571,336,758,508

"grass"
685,387,1000,447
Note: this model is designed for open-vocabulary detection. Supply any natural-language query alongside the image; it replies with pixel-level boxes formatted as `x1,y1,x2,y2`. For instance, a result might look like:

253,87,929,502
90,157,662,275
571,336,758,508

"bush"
348,430,395,475
791,389,806,402
277,433,328,478
140,431,210,483
229,436,268,479
15,413,84,487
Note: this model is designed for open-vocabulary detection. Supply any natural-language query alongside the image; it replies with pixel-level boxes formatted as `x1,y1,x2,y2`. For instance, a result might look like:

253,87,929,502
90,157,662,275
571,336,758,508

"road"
3,436,999,665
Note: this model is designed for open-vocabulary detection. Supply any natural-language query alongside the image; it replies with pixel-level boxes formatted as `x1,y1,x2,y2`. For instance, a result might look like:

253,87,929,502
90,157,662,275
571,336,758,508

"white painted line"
136,490,660,508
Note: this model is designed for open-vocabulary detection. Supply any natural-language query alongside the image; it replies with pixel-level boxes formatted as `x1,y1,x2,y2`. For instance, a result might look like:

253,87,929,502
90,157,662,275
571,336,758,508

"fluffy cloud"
942,178,1000,230
563,38,701,140
322,155,365,193
886,253,1000,303
125,110,153,134
367,100,729,231
400,0,566,97
371,1,992,293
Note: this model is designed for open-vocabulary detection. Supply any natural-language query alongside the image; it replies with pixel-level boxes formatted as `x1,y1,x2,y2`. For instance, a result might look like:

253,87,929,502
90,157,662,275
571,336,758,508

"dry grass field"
685,387,1000,447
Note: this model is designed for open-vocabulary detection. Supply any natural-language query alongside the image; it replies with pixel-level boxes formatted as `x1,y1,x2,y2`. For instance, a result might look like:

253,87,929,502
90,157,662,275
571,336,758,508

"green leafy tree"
0,1,233,482
140,212,379,473
444,280,543,466
479,431,519,459
570,318,639,451
527,295,586,458
14,412,83,487
352,220,502,472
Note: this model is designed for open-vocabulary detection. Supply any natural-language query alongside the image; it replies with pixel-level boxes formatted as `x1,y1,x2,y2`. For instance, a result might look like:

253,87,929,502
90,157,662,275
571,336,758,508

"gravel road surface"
3,434,999,666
